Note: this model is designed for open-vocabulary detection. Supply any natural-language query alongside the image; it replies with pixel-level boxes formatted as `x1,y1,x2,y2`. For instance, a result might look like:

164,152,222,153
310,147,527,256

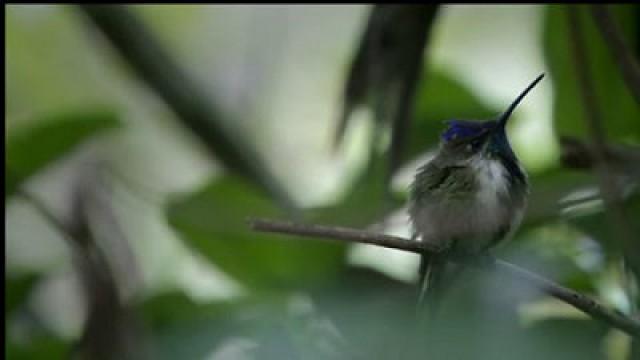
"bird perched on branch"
409,74,544,309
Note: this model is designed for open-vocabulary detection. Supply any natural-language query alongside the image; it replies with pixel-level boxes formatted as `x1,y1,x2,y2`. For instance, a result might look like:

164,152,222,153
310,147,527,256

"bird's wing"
410,163,476,201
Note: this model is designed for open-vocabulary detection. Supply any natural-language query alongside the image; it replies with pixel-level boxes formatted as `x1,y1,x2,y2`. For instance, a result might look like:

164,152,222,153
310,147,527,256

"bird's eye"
470,137,484,151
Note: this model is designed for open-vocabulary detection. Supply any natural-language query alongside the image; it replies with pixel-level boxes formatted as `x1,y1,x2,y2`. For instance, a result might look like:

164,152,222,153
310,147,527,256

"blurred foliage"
309,152,402,227
5,272,39,316
334,5,439,187
6,273,70,359
522,167,595,228
6,336,69,360
5,4,640,360
138,291,240,360
544,4,640,142
168,175,346,291
545,4,640,281
5,108,120,198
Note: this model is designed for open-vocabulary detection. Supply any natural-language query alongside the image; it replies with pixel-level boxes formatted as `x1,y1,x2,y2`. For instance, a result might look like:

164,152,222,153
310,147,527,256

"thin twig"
248,218,640,337
590,4,640,104
250,217,443,253
566,6,640,278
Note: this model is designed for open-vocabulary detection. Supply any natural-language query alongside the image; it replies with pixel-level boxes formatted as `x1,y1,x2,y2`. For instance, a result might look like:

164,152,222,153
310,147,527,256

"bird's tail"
403,251,447,359
416,252,446,315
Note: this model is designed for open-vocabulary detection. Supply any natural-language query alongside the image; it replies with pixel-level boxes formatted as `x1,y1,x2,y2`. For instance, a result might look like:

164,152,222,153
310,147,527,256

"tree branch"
77,5,296,213
566,6,640,278
559,135,640,179
17,179,151,359
590,4,640,104
387,6,440,190
332,5,440,197
248,218,640,338
16,189,82,251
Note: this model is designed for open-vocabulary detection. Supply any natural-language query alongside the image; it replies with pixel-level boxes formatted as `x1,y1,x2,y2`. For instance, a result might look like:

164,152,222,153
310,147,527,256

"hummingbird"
409,74,544,308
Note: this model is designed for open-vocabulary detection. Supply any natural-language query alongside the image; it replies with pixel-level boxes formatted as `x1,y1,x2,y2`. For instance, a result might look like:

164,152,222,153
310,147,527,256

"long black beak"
497,73,545,128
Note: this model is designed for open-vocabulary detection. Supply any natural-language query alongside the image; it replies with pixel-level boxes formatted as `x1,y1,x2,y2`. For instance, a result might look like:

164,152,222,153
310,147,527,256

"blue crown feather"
441,120,495,142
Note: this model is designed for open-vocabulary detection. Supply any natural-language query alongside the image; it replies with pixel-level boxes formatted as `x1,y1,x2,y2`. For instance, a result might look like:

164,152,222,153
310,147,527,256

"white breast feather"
473,158,509,207
411,157,515,252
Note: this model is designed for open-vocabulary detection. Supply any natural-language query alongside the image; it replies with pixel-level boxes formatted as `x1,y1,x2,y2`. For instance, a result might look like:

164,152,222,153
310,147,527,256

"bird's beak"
496,73,545,131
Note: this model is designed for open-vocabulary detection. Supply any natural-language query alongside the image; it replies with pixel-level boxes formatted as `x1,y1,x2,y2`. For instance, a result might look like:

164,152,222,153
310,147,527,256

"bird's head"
439,73,544,164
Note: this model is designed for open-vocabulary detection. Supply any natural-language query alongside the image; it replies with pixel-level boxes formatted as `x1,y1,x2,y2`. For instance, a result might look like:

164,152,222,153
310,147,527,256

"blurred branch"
333,5,440,190
249,218,640,337
566,6,640,277
559,135,640,179
590,4,640,104
17,177,149,360
68,173,147,360
16,189,81,250
77,5,296,212
386,6,439,188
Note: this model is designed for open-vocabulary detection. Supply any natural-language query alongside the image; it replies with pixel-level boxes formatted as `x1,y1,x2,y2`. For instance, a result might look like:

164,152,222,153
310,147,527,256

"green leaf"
142,290,349,360
139,291,232,330
138,290,247,360
168,176,346,291
309,153,404,228
516,318,609,360
6,108,120,198
5,272,39,315
522,166,596,229
5,335,69,360
566,191,640,261
310,266,417,359
544,5,640,143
